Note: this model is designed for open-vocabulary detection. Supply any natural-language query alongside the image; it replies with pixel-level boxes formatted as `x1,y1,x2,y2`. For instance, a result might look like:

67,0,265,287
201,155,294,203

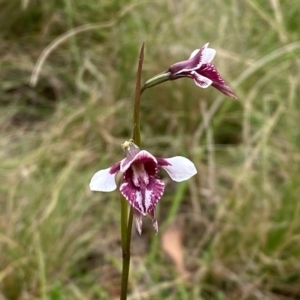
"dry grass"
1,0,300,299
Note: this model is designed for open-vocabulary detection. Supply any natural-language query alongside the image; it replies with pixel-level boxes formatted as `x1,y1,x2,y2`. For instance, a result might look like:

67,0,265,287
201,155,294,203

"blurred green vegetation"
1,0,300,299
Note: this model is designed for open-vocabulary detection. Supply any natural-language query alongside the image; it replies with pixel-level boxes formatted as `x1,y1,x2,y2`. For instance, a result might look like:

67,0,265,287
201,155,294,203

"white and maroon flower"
89,141,197,234
144,43,237,99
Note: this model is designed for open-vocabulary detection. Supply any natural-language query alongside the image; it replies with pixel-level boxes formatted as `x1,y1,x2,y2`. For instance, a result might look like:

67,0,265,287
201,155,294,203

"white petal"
202,48,216,63
192,71,213,88
189,43,209,59
161,156,197,182
89,167,118,192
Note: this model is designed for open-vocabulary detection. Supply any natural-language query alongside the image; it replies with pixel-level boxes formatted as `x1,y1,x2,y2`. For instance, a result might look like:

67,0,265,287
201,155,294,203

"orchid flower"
89,140,197,234
144,43,237,99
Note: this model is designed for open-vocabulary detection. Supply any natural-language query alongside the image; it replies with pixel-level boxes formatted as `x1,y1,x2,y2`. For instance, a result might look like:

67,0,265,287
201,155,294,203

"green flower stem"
120,195,130,300
120,195,128,251
143,71,171,90
120,43,145,300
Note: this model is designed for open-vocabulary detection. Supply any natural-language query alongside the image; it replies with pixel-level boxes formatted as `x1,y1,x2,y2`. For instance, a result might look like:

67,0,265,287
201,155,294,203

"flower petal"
169,43,209,76
157,156,197,182
191,71,213,88
89,162,121,192
120,150,157,173
199,63,224,84
202,47,216,63
120,177,164,215
199,63,237,98
190,44,216,63
189,48,200,59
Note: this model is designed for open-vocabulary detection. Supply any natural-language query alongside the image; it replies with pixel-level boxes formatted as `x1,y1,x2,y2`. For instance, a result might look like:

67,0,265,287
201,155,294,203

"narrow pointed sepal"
149,209,158,234
134,211,143,235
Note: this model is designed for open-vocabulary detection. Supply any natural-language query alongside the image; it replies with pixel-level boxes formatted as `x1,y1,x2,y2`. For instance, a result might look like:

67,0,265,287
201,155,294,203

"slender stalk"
120,195,128,251
120,198,131,300
120,43,145,300
120,206,134,299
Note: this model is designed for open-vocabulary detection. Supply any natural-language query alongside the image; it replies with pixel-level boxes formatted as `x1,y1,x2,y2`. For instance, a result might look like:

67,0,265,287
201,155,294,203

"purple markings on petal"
132,150,158,166
120,181,143,213
198,63,237,98
120,150,157,173
189,48,200,59
109,161,122,174
191,71,213,88
169,43,208,75
198,63,223,83
144,179,165,211
156,157,171,167
127,154,164,218
120,177,164,215
120,148,140,172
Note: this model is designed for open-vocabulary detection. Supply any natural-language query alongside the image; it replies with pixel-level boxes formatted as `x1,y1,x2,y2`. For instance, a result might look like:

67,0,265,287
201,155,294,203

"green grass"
1,0,300,299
